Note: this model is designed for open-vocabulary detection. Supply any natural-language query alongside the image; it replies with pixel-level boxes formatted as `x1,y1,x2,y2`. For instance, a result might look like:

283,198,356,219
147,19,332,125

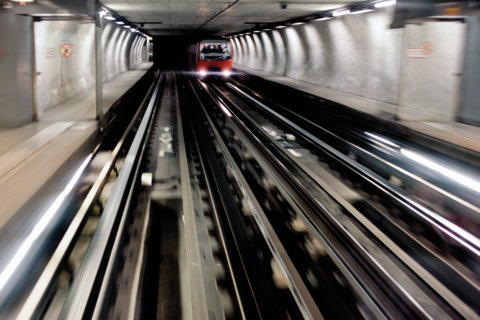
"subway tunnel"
1,0,480,319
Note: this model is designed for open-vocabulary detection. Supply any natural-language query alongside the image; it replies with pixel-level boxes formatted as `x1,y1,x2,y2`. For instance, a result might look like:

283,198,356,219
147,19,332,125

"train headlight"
222,70,231,77
199,69,207,77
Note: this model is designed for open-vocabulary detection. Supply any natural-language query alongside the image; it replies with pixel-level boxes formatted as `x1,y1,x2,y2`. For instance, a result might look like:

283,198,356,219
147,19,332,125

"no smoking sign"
59,44,73,58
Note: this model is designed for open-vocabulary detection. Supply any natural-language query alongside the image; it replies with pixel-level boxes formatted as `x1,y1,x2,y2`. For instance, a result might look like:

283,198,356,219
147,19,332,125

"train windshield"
199,40,231,61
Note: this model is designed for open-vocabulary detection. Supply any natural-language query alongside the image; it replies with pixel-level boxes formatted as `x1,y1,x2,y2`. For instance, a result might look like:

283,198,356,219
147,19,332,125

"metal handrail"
16,71,161,320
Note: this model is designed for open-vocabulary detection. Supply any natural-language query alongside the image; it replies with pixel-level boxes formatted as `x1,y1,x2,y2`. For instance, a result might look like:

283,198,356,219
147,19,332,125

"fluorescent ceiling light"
375,0,396,8
253,30,260,33
332,9,350,16
275,25,286,29
292,22,305,26
350,9,374,14
116,21,125,25
314,17,332,21
105,16,115,20
11,0,34,2
263,28,272,31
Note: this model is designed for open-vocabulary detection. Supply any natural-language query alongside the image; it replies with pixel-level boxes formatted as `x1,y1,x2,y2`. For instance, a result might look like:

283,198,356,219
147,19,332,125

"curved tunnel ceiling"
102,0,359,36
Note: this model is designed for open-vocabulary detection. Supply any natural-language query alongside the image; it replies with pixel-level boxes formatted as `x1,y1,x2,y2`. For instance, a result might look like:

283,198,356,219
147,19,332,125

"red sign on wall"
407,42,433,58
59,44,73,58
46,48,56,59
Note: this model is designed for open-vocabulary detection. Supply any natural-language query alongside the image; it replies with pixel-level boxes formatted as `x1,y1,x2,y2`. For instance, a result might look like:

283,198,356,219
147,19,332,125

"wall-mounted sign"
407,42,433,58
59,44,73,58
46,48,56,59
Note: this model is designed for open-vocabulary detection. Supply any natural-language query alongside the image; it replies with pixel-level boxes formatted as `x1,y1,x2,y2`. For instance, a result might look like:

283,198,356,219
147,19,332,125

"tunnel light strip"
233,0,387,36
375,0,396,8
0,155,92,292
350,9,374,14
332,9,350,16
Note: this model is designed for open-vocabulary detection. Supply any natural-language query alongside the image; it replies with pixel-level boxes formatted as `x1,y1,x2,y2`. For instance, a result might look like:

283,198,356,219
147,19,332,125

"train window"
199,40,231,61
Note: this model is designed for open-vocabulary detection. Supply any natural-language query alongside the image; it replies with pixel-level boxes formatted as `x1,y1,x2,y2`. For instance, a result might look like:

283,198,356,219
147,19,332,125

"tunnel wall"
34,20,95,114
0,13,34,127
459,17,480,126
232,7,402,105
232,7,468,123
34,20,146,114
102,20,146,82
397,20,465,121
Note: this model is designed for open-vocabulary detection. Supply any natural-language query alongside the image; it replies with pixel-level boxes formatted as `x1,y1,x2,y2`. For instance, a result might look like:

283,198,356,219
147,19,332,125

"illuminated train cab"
189,39,233,79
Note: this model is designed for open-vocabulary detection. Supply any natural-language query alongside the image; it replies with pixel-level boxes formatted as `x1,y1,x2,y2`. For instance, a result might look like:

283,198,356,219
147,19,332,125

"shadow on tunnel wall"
153,36,189,70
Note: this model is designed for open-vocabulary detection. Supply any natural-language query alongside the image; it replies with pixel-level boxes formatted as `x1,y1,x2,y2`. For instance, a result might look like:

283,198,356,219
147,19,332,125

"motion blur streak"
401,148,480,194
364,132,400,149
0,154,93,292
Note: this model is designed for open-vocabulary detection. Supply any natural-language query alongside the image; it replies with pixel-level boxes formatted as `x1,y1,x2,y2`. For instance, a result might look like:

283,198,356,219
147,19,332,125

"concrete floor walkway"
40,62,152,122
0,62,152,228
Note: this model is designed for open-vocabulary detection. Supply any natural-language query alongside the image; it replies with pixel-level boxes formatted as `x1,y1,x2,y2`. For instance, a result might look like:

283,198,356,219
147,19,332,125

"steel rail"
223,80,480,318
229,78,480,245
59,73,164,319
191,78,326,319
185,77,299,319
203,80,463,319
181,78,249,319
15,71,161,320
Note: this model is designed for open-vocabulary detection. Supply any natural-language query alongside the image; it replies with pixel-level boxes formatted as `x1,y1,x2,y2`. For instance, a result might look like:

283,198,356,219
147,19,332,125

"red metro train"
188,38,233,78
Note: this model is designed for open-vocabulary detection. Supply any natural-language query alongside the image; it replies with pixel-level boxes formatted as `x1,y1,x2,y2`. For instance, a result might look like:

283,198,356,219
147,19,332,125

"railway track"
14,70,480,319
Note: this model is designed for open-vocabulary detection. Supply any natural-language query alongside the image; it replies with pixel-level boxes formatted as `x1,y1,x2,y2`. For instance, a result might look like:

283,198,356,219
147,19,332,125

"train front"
196,39,233,79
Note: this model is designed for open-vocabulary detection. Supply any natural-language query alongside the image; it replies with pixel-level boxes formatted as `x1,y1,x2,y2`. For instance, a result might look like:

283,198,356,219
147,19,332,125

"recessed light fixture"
375,0,396,8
